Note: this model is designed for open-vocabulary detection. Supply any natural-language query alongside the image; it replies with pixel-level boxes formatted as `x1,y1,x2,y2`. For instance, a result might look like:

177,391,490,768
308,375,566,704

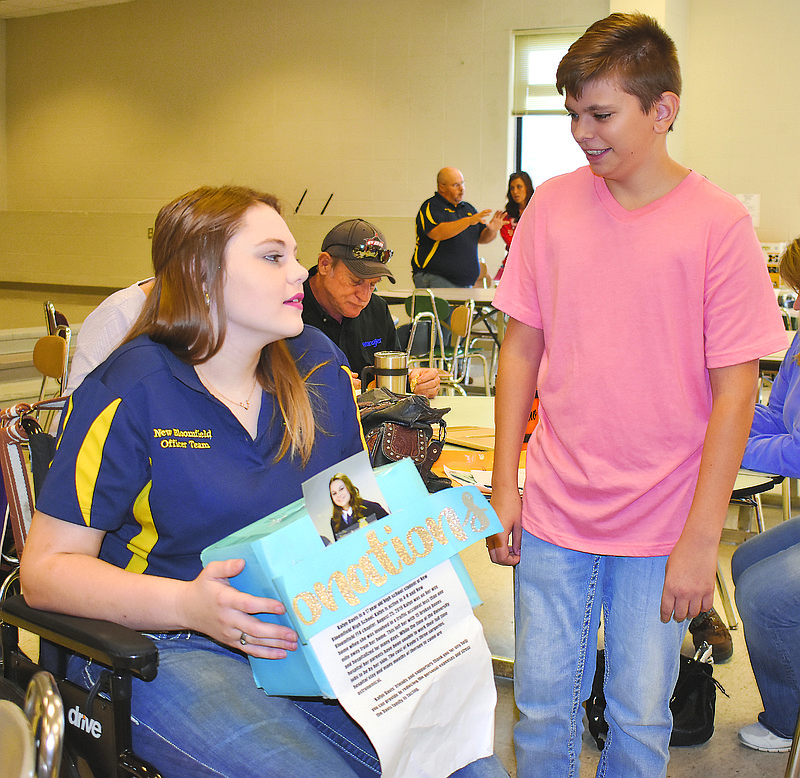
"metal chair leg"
754,493,767,533
784,478,794,523
785,706,800,778
715,561,738,630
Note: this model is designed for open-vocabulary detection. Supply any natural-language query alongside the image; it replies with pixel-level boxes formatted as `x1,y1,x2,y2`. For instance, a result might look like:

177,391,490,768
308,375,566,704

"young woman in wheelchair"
19,185,506,778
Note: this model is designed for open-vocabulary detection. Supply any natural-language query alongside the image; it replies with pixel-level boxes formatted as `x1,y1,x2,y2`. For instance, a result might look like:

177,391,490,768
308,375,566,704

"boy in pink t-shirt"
489,13,786,777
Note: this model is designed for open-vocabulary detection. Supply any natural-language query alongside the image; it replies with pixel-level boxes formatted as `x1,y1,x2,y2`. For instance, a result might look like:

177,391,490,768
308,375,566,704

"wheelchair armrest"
1,594,158,682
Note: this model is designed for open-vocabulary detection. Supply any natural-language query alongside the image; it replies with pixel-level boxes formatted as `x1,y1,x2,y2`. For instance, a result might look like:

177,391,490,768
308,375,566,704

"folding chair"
0,398,160,778
404,291,467,396
447,301,491,396
34,336,69,403
43,301,69,338
404,290,451,366
715,470,784,630
42,301,72,395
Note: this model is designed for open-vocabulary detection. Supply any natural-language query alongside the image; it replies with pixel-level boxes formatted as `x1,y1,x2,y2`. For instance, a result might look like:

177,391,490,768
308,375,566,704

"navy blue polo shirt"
302,268,401,378
37,329,365,581
412,192,485,286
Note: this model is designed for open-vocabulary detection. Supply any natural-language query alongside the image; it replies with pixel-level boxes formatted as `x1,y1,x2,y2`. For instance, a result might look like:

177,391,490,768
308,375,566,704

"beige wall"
0,0,798,328
0,0,605,306
680,0,800,241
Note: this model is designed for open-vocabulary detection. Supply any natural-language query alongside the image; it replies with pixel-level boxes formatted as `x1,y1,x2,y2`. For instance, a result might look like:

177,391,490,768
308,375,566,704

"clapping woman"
495,172,533,282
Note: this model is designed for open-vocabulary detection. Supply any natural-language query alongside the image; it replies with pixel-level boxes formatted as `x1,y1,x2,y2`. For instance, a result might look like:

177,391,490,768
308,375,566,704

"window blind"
512,29,583,116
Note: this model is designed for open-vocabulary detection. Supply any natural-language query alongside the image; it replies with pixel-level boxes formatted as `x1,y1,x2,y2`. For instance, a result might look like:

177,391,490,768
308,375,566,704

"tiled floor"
462,487,795,777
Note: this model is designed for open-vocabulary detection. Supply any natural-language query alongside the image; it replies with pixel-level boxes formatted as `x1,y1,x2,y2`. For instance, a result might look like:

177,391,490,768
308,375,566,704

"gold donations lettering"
462,491,490,532
291,493,486,626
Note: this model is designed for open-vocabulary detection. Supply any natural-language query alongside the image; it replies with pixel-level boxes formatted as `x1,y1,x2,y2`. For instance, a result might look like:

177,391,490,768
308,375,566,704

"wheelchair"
1,398,161,777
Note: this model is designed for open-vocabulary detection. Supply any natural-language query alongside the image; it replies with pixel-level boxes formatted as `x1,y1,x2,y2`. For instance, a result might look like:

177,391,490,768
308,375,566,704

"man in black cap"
302,218,440,398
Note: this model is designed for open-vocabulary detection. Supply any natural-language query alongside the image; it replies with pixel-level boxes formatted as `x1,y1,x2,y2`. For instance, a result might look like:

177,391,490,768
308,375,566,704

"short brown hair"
127,185,318,463
556,13,681,116
780,239,800,365
780,238,800,293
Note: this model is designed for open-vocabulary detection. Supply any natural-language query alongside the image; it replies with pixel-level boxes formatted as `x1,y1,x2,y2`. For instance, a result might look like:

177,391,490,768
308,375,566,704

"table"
431,395,493,427
378,287,497,306
433,395,781,489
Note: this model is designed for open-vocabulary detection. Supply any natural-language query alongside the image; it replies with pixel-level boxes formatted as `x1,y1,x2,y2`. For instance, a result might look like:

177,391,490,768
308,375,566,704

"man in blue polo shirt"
412,167,504,288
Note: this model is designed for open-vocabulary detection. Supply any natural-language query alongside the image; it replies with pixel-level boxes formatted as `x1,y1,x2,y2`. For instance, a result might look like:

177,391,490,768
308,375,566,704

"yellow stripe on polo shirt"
126,479,157,574
345,364,368,450
416,204,441,269
418,240,440,269
74,398,121,527
424,203,437,229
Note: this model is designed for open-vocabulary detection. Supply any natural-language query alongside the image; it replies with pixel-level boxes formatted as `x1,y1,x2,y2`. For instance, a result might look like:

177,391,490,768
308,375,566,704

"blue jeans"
68,632,507,778
514,530,686,778
413,272,466,289
732,516,800,739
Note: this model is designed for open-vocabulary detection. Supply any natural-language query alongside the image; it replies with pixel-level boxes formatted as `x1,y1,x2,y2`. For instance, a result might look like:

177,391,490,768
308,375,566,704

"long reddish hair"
126,185,317,463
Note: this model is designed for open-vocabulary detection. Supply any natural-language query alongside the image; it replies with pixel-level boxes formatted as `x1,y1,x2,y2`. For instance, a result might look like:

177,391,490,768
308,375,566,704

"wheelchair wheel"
0,675,83,778
0,675,25,707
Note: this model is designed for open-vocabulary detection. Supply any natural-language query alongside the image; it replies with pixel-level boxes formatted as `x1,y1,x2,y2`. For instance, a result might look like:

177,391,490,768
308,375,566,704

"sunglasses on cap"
327,241,393,265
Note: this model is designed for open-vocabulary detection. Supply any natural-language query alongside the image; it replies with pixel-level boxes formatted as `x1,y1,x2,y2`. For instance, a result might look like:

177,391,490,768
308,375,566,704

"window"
512,29,586,188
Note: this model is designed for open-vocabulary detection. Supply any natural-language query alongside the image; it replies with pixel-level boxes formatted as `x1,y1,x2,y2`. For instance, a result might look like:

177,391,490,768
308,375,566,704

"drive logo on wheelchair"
67,704,102,738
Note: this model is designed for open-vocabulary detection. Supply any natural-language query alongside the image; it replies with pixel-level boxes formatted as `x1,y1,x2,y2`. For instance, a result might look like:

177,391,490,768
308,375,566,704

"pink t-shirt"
494,167,787,556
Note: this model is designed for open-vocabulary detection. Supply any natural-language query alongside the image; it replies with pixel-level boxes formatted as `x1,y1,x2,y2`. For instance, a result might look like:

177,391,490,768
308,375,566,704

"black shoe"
688,607,733,663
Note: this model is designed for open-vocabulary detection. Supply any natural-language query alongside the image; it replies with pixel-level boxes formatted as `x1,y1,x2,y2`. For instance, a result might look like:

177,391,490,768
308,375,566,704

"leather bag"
357,388,451,492
585,649,728,749
20,413,56,499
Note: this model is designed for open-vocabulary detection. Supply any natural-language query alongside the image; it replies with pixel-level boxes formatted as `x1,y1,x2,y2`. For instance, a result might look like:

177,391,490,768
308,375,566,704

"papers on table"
443,466,524,493
445,426,496,451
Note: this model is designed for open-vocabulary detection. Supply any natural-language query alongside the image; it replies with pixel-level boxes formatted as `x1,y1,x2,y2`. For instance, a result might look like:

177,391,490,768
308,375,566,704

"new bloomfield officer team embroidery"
153,427,212,449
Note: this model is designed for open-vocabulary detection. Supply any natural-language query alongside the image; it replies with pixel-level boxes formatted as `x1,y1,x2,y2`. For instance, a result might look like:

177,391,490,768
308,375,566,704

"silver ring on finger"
240,632,248,646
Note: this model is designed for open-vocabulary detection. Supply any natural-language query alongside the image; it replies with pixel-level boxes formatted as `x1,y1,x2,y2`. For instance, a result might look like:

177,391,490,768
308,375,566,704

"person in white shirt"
65,278,154,395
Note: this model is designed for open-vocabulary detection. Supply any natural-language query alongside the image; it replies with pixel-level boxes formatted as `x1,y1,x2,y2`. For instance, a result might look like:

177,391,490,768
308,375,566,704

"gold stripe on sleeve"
125,479,157,574
74,399,122,527
424,203,436,228
344,365,368,450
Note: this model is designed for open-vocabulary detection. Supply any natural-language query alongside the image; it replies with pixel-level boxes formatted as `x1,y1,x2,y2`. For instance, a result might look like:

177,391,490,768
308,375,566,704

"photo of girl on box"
330,472,389,540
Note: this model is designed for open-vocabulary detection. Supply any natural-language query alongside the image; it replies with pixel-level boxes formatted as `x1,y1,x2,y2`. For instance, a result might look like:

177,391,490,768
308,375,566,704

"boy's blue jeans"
514,530,686,778
68,631,507,778
732,515,800,739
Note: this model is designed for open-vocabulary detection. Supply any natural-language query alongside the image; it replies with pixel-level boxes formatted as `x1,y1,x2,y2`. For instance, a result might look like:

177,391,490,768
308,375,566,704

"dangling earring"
204,290,210,307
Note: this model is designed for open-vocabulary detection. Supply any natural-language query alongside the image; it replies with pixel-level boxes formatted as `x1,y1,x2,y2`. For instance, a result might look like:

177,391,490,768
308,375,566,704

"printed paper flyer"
310,561,496,778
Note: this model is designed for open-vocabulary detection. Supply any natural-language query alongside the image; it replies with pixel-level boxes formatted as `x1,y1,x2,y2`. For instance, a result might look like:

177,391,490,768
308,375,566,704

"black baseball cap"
321,219,395,283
